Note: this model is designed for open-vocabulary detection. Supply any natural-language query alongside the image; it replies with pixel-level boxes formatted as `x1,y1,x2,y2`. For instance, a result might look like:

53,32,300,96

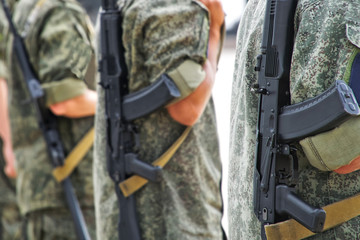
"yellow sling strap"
265,193,360,240
52,127,95,182
119,126,192,197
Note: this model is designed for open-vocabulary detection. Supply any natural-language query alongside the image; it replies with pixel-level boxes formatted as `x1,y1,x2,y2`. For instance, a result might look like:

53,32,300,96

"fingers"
3,146,17,178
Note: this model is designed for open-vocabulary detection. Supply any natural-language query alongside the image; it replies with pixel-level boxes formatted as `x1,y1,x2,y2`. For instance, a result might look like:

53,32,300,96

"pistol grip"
276,185,326,233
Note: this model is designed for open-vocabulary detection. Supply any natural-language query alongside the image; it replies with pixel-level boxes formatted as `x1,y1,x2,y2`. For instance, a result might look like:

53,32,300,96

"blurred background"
76,0,247,237
212,0,247,235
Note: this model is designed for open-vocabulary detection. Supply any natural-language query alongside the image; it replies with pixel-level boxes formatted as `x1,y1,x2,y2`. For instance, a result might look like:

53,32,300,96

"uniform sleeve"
37,7,94,106
122,0,210,95
141,1,209,72
0,17,9,80
0,61,8,80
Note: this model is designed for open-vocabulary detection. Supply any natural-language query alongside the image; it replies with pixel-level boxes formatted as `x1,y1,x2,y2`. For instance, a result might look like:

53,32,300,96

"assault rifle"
99,0,180,239
1,1,91,239
252,0,360,238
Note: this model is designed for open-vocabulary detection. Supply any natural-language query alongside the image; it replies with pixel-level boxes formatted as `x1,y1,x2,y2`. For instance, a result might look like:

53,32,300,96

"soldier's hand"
3,143,17,178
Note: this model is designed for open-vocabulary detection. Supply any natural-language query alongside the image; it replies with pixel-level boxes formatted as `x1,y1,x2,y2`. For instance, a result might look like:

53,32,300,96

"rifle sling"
52,127,94,182
119,126,192,197
265,193,360,240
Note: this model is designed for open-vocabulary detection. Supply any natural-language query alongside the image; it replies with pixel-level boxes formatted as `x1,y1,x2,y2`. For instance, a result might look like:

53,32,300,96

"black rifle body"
1,1,90,239
253,0,327,238
99,2,141,239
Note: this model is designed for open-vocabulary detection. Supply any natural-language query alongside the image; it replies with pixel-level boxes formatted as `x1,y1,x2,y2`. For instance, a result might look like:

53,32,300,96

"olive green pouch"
300,116,360,171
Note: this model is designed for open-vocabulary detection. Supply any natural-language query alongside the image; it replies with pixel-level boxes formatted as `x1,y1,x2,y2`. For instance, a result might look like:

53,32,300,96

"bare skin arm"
49,89,97,118
0,78,16,178
166,0,225,126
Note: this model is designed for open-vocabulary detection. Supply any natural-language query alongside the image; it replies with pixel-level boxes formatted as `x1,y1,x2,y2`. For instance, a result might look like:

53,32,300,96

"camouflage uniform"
3,0,96,239
229,0,360,239
94,0,224,239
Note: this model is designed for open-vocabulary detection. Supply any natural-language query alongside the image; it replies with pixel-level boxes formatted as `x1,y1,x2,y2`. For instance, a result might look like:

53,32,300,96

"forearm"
0,78,16,178
205,0,224,68
208,28,222,69
167,60,215,126
49,89,97,118
0,78,12,150
166,0,224,126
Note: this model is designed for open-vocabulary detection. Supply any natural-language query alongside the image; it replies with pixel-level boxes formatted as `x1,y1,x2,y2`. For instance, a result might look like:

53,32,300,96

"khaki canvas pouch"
300,116,360,171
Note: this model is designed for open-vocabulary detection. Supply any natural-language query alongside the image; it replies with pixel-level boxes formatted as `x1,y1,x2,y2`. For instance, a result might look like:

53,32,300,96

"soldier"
229,0,360,239
94,0,226,239
0,0,97,238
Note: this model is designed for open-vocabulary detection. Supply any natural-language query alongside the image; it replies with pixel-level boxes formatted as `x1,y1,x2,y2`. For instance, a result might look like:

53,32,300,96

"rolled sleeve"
167,60,205,101
122,0,209,92
42,77,88,106
0,61,8,80
300,116,360,171
36,7,93,101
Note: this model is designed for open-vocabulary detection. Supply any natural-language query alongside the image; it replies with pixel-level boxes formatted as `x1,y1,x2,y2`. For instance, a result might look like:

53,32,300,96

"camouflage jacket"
94,0,224,239
0,2,9,79
4,0,96,215
229,0,360,239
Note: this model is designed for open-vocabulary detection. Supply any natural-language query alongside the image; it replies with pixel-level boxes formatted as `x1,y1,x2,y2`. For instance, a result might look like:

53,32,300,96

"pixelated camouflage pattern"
23,207,96,240
0,3,9,79
0,138,22,240
0,51,8,80
94,0,224,239
229,0,360,239
0,62,7,80
4,0,96,230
